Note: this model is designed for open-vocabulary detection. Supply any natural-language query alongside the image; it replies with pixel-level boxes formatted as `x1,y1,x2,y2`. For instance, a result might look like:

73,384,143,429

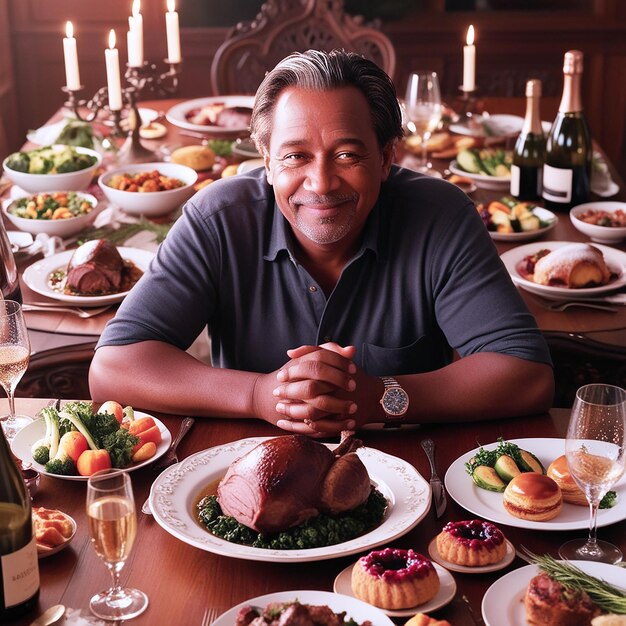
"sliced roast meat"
65,239,124,295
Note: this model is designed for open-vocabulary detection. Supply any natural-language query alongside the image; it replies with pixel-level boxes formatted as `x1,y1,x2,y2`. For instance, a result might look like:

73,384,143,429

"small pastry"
533,243,610,288
503,473,562,521
547,455,588,506
436,519,507,566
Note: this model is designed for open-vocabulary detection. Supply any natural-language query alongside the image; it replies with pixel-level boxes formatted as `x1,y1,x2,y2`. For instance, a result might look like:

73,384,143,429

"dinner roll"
503,473,562,521
547,455,588,506
170,145,216,171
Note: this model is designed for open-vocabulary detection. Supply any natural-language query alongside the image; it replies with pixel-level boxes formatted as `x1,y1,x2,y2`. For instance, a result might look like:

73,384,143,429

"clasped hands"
255,342,381,436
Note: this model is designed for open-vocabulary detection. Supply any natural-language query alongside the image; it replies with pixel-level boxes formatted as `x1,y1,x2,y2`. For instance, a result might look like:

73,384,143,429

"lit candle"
105,30,123,111
63,21,81,90
462,25,476,92
127,0,144,67
166,0,181,63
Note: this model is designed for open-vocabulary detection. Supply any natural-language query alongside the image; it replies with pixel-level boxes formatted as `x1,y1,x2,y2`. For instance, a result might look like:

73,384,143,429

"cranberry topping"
360,547,434,582
442,519,504,550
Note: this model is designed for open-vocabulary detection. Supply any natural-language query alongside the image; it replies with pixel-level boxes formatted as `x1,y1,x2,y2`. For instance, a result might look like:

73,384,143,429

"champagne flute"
87,469,148,620
404,71,443,176
0,300,32,442
558,384,626,563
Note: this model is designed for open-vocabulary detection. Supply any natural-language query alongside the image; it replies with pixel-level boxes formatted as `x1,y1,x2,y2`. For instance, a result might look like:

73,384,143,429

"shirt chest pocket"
361,335,451,376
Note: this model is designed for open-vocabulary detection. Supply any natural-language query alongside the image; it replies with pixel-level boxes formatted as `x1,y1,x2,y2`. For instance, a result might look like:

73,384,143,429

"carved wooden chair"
210,0,397,95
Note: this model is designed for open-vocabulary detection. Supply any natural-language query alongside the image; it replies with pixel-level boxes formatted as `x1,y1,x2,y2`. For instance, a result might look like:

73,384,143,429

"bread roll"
170,145,216,171
547,455,588,506
404,613,451,626
503,473,562,521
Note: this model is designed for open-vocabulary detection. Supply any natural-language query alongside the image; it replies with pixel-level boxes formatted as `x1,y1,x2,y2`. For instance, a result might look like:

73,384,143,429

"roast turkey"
65,239,124,295
217,433,372,534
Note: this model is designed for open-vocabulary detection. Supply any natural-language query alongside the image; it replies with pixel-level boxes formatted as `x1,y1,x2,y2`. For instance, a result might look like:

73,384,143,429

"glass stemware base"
0,413,33,442
90,586,148,621
558,538,623,564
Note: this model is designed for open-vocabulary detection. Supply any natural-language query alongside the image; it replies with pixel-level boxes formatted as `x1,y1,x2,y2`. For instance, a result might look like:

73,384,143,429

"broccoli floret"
600,490,617,509
32,445,50,465
44,457,77,475
103,429,139,468
5,152,30,172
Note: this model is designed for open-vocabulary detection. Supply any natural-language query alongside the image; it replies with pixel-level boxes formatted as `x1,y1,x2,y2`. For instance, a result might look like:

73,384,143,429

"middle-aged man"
90,49,554,435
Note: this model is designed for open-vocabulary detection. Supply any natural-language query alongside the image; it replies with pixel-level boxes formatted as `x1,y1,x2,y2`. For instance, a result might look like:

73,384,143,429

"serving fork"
142,417,195,514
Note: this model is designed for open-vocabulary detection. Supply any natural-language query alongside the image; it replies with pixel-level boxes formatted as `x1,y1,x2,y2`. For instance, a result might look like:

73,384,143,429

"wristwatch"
379,376,409,421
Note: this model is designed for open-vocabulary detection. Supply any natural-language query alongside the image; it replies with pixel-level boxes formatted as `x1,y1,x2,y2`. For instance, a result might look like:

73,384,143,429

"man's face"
264,86,394,252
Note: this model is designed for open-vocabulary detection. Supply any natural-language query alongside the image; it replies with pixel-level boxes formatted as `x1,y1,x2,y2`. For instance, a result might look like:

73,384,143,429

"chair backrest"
210,0,396,95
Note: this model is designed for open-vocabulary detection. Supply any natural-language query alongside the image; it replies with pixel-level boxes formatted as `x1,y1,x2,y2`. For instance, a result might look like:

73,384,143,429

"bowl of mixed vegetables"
3,190,101,237
2,144,102,192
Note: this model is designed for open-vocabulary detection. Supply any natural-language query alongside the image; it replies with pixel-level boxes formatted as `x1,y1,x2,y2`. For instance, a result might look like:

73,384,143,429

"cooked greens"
197,488,387,550
5,145,98,174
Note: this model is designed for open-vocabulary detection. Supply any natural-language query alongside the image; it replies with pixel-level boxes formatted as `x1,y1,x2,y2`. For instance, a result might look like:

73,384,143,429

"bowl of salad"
3,191,101,238
570,201,626,244
2,144,102,193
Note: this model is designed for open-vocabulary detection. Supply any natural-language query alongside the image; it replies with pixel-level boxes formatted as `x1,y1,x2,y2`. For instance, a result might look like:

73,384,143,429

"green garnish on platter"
524,550,626,614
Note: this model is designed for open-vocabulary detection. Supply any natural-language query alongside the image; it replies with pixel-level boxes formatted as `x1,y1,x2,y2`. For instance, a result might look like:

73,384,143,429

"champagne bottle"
0,426,40,619
511,79,545,200
542,50,592,210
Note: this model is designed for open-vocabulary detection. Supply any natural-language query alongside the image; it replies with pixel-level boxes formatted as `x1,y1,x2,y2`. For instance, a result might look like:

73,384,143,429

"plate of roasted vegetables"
477,197,557,241
11,400,172,480
449,148,512,189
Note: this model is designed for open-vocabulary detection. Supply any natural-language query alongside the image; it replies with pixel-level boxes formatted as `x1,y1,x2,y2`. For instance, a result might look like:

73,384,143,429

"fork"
547,301,618,313
22,304,112,318
142,417,195,514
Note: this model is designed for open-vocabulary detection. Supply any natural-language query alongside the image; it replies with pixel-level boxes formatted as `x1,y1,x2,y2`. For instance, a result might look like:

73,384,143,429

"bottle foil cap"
525,79,542,97
563,50,584,74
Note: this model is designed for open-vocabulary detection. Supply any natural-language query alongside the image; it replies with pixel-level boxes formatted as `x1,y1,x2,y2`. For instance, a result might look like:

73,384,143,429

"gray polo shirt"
97,165,552,374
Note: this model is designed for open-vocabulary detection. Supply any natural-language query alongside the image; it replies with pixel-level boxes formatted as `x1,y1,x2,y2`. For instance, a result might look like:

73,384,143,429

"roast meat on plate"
217,433,372,534
66,239,124,295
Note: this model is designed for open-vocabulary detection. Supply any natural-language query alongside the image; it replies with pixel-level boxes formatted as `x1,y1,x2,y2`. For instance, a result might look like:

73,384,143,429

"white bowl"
98,162,198,217
3,191,102,239
2,145,102,193
570,201,626,244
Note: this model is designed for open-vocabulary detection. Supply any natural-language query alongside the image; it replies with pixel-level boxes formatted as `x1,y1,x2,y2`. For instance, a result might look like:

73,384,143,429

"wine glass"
558,383,626,563
0,300,33,441
86,469,148,620
404,71,443,176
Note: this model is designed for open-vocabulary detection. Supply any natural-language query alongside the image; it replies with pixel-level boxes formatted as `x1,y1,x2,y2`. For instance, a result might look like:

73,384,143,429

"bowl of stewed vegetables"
3,191,101,238
2,145,102,193
98,162,197,217
570,201,626,244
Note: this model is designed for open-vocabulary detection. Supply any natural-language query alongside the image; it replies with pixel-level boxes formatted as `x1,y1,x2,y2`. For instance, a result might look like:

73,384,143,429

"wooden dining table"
6,396,626,626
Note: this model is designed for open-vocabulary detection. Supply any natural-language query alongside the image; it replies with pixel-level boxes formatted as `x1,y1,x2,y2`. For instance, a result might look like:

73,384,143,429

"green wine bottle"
511,79,545,201
0,427,40,620
542,50,592,211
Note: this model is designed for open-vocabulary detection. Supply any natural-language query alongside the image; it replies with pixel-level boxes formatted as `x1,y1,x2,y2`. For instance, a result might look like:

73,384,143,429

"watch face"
383,388,408,416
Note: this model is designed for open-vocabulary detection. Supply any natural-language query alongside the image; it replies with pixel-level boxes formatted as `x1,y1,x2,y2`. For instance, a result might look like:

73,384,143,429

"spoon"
29,604,66,626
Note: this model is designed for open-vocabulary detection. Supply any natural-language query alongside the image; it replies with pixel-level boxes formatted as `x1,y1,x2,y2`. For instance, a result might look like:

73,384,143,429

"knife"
421,438,447,518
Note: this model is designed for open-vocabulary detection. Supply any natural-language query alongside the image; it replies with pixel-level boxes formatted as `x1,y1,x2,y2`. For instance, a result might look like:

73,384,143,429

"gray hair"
250,49,403,153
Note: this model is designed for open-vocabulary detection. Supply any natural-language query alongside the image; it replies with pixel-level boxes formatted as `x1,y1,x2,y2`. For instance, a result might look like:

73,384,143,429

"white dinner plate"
237,158,264,174
481,561,626,626
166,96,255,134
450,114,523,138
333,561,456,617
445,438,626,531
11,412,172,481
449,160,511,189
500,240,626,301
22,246,154,306
427,537,515,574
213,590,394,626
150,437,430,562
488,208,558,242
37,512,77,558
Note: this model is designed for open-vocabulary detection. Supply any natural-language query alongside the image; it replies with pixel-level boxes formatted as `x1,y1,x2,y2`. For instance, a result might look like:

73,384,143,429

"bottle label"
543,163,573,203
510,164,521,197
1,537,39,608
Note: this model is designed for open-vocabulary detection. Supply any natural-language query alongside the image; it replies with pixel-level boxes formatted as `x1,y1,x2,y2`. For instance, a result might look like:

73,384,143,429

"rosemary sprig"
524,549,626,614
78,216,174,245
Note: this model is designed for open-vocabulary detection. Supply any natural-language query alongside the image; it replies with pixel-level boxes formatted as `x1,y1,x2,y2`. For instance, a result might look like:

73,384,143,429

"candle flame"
167,0,176,12
132,0,141,17
108,29,116,49
466,25,475,46
66,21,74,38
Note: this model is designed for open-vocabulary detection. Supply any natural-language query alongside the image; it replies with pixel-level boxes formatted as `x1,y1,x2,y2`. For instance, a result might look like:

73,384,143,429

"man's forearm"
89,341,264,418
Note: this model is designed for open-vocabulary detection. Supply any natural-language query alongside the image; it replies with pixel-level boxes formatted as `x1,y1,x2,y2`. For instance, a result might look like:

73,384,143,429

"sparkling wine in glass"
87,469,148,620
0,300,32,442
559,383,626,563
404,71,443,176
